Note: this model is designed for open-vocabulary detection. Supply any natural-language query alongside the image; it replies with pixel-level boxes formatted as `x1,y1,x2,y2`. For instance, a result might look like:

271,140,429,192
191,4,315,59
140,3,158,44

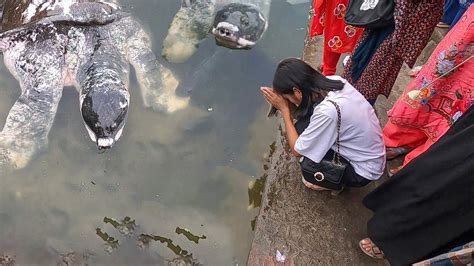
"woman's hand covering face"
260,87,290,113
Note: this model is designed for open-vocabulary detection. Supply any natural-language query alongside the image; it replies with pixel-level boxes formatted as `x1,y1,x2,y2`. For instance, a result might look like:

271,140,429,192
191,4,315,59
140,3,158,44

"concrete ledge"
248,128,387,265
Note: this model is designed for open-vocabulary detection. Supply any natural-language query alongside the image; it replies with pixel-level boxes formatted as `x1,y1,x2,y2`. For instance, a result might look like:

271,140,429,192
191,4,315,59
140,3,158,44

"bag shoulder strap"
327,100,342,165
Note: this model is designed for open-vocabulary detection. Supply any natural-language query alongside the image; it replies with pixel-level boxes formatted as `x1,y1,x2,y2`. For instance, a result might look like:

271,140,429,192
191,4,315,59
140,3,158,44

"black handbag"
344,0,395,29
299,100,347,191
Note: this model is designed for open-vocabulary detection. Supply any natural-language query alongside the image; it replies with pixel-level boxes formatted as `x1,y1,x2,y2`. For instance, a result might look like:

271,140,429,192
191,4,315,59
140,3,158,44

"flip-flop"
359,238,385,259
409,66,423,77
387,165,403,177
386,147,411,161
436,22,450,28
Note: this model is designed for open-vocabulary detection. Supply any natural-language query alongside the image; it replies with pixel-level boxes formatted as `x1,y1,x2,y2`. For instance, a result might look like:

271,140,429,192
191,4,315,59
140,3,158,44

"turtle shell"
1,0,121,33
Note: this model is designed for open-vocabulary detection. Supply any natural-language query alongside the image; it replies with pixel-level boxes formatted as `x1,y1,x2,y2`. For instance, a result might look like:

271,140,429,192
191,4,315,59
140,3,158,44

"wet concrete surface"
247,22,446,265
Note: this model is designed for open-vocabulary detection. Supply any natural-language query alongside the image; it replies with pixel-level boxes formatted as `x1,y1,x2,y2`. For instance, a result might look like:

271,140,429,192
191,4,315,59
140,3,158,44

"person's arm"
280,108,301,157
260,87,301,157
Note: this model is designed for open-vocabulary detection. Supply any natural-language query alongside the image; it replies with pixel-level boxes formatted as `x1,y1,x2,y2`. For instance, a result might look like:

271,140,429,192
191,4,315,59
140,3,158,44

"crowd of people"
261,0,473,264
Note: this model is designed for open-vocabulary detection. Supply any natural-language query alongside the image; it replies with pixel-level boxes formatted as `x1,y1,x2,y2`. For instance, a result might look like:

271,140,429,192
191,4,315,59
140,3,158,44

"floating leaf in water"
175,227,207,244
103,216,136,236
103,217,120,228
97,216,200,264
96,228,119,254
138,234,195,264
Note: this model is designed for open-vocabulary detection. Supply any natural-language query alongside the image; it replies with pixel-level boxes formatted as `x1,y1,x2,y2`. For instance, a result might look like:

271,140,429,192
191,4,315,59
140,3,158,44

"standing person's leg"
449,0,473,29
402,138,436,166
383,121,429,176
441,0,462,25
322,47,341,76
383,120,428,158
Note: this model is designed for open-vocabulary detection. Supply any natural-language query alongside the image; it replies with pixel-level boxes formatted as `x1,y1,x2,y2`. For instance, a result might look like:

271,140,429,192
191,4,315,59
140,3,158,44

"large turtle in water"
162,0,271,63
0,0,189,170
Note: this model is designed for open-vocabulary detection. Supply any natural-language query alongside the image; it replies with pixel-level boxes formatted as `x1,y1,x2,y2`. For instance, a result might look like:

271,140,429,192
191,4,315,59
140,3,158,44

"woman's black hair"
269,57,344,118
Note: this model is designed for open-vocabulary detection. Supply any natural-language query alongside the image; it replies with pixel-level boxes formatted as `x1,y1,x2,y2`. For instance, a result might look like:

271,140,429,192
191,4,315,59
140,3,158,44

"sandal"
409,66,423,77
386,147,411,161
387,165,403,177
436,22,450,28
359,238,385,259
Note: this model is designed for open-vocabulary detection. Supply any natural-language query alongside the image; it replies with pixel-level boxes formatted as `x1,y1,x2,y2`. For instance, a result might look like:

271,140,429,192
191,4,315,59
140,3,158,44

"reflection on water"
247,141,276,231
0,0,309,264
248,174,267,210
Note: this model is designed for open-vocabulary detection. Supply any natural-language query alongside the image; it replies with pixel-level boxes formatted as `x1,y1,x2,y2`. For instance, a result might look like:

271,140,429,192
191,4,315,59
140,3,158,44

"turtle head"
80,88,130,151
211,3,267,49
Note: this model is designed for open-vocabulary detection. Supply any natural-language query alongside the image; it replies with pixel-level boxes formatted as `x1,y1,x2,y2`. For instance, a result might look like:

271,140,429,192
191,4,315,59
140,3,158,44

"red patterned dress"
310,0,363,75
383,5,474,166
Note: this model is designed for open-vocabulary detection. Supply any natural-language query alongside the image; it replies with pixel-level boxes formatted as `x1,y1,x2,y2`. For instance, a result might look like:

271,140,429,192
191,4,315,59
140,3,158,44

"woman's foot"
387,165,403,177
302,176,330,190
359,238,385,259
386,147,411,160
301,176,344,195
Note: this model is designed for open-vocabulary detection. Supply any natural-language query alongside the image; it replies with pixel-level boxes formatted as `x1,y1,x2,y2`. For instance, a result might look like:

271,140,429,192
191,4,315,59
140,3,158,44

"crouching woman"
261,58,385,192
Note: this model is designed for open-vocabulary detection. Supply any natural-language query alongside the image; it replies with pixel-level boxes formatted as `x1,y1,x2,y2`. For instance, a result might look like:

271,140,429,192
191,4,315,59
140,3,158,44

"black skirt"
363,106,474,265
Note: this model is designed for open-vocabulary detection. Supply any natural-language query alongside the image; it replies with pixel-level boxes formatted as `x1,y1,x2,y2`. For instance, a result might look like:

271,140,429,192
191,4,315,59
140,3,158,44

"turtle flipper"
0,82,64,169
126,23,189,113
162,0,215,63
0,26,65,170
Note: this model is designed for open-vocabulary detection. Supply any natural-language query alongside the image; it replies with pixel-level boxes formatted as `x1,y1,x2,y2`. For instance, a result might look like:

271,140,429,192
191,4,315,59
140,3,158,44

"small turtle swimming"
162,0,271,63
0,0,189,170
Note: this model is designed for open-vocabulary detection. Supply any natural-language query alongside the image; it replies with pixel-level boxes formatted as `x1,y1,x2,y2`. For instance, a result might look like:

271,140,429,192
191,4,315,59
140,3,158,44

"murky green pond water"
0,1,308,264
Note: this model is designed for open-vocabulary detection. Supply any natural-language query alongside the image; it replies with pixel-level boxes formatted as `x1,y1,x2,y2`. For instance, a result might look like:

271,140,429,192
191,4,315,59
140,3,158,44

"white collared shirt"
294,76,386,180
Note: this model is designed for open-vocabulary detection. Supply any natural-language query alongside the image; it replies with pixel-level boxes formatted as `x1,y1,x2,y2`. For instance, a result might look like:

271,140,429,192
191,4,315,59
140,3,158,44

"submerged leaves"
96,216,206,264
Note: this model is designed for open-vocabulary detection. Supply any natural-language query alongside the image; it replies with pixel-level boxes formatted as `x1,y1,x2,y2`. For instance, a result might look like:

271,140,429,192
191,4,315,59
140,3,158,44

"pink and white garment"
383,5,474,166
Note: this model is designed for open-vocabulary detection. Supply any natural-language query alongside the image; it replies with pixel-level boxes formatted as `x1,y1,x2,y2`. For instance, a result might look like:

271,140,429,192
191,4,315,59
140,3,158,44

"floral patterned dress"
383,5,474,166
310,0,363,53
342,0,444,102
310,0,363,75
